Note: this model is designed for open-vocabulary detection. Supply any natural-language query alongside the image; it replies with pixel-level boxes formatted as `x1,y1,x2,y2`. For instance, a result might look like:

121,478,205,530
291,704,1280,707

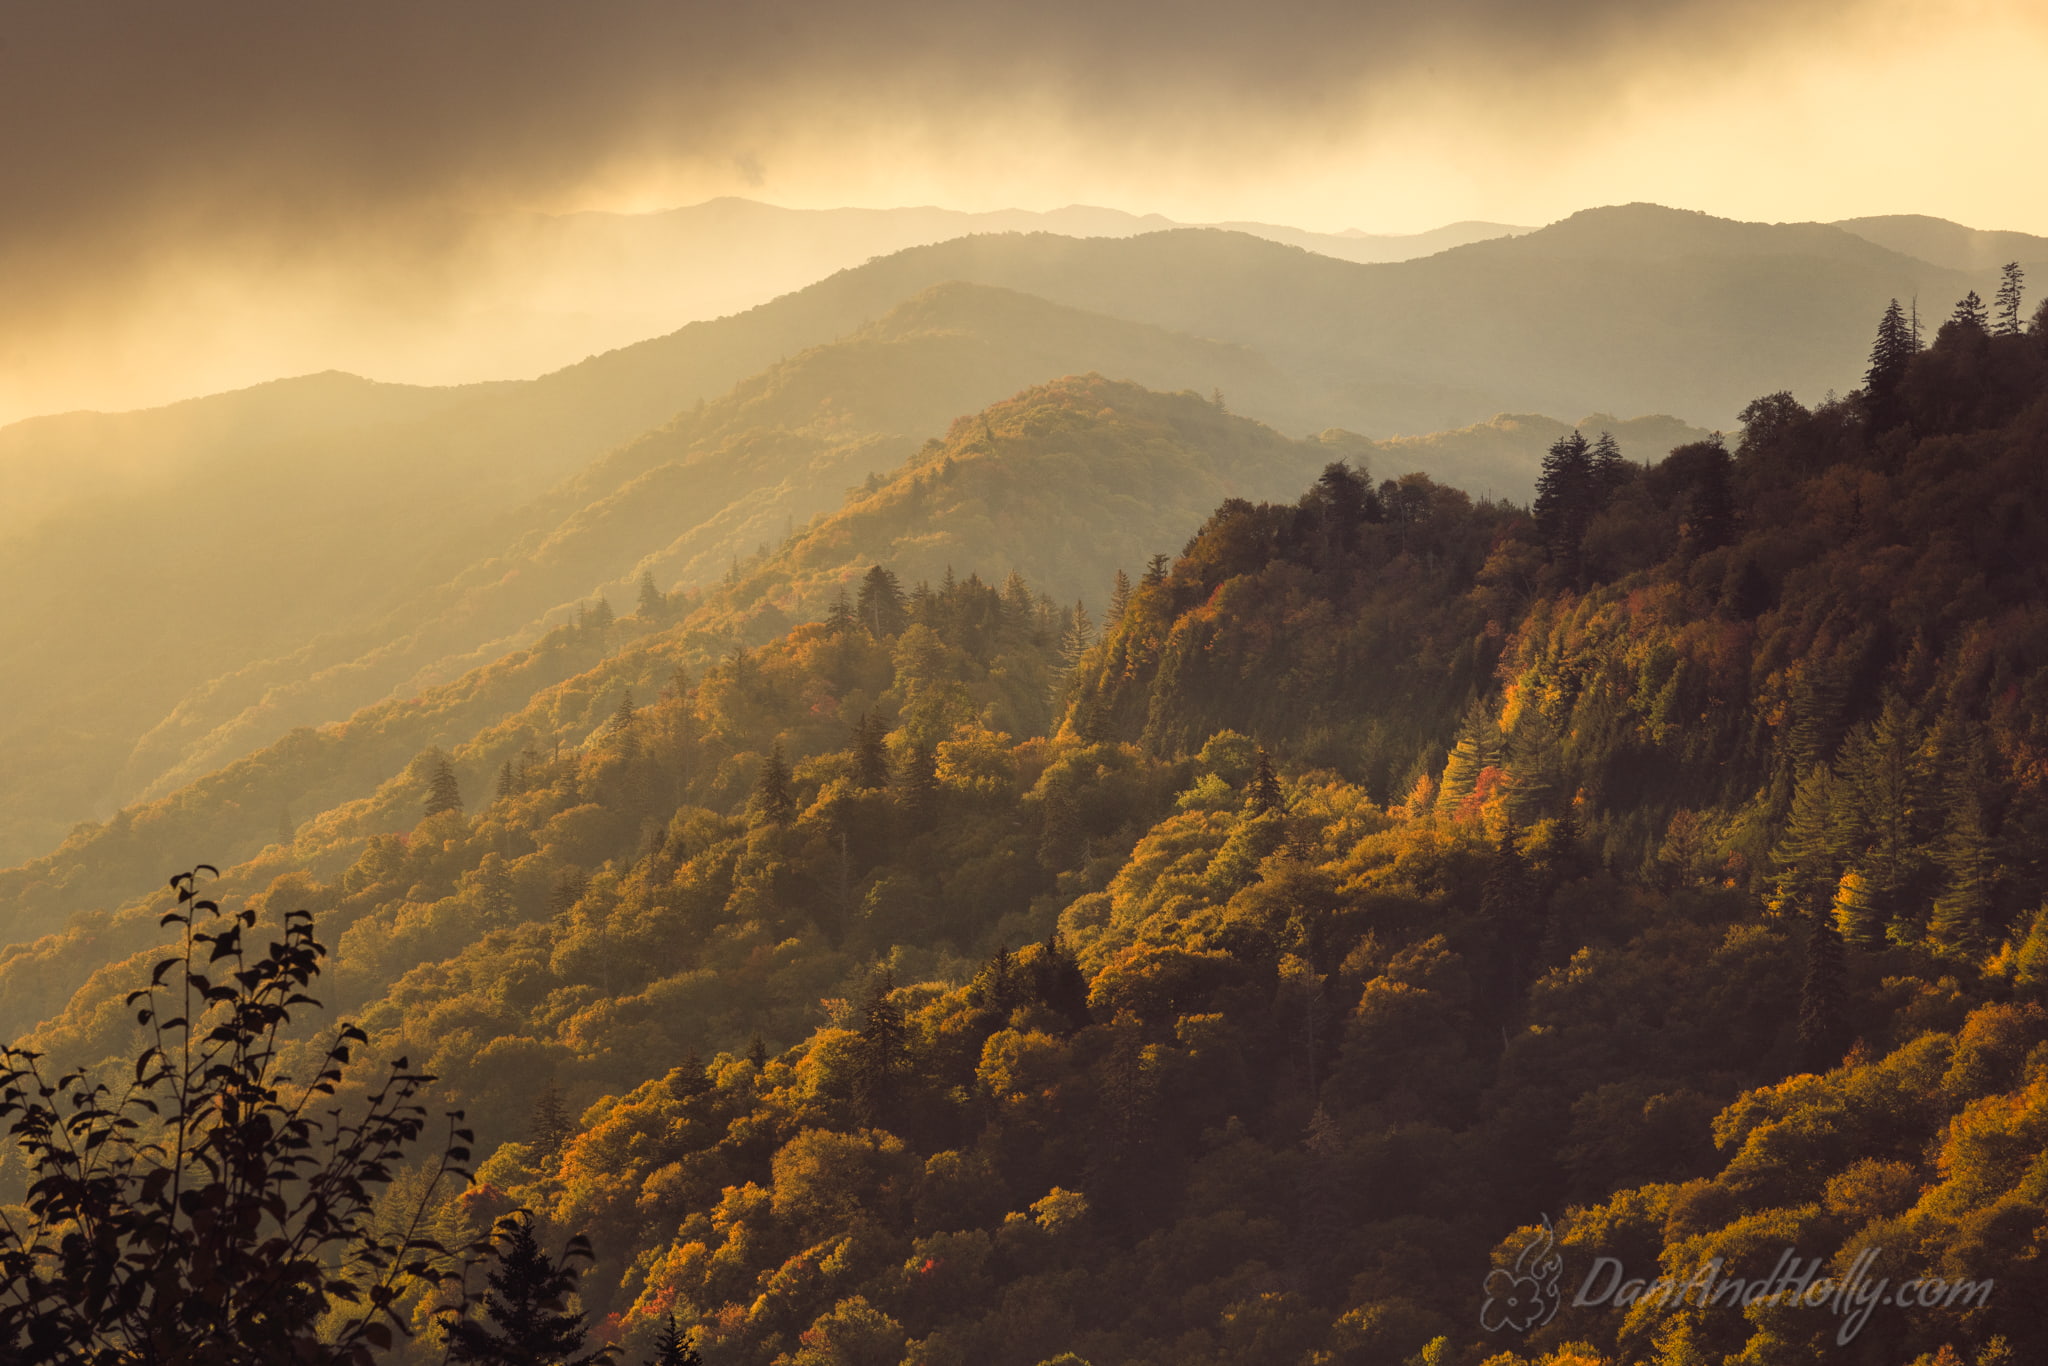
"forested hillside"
4,288,2046,1365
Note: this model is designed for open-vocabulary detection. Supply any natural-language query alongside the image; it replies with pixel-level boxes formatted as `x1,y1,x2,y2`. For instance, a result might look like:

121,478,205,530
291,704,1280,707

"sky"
3,0,2046,425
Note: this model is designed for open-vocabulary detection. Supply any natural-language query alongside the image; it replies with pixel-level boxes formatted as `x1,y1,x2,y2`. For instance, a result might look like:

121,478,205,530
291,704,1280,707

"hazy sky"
4,0,2045,424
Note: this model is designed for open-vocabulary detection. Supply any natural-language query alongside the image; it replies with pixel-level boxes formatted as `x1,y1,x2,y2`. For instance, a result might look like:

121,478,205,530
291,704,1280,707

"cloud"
1,0,2043,421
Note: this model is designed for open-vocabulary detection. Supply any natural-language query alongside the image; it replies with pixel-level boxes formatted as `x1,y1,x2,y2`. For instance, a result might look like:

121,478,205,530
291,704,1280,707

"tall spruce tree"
635,570,664,619
1106,569,1133,625
425,752,464,817
753,744,796,827
1950,289,1990,333
856,564,908,637
1249,748,1284,816
852,712,891,791
645,1314,702,1366
1797,916,1849,1072
1864,298,1916,428
443,1215,615,1366
1532,431,1594,578
1995,263,2026,336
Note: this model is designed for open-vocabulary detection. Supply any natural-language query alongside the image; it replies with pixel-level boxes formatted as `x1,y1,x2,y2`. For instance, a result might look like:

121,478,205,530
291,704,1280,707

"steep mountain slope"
0,203,1979,868
6,304,2047,1366
0,377,1330,968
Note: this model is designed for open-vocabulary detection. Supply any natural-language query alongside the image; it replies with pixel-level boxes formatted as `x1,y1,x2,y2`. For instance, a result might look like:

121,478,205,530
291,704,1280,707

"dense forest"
5,286,2048,1365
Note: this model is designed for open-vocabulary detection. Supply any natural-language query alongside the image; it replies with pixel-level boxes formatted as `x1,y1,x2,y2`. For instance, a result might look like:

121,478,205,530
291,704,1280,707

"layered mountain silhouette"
0,203,2011,871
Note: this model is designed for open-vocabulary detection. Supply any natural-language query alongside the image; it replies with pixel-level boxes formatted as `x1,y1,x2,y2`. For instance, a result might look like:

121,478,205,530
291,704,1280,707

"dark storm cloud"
0,0,1818,268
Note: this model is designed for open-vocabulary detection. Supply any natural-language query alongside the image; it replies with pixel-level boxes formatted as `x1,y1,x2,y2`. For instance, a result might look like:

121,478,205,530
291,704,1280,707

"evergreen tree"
1106,569,1133,625
1950,289,1990,333
1797,916,1849,1071
607,688,637,735
1057,601,1096,674
425,752,464,817
645,1314,702,1366
635,570,665,619
1248,748,1284,816
747,1034,769,1070
443,1214,615,1366
1680,435,1735,551
1532,431,1594,578
852,712,891,791
585,596,616,633
753,744,796,826
1995,263,2026,337
1588,430,1628,500
496,759,519,802
899,744,939,830
529,1083,575,1158
1142,552,1171,587
1864,298,1915,427
856,564,908,637
826,587,858,635
850,969,905,1126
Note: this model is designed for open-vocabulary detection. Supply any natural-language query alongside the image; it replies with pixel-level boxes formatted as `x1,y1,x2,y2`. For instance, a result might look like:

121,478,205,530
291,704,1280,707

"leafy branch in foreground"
0,867,476,1365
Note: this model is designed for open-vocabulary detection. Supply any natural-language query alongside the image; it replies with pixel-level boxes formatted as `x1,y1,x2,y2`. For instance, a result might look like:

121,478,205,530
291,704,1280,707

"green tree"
1950,289,1990,333
753,744,797,827
426,751,464,817
1106,569,1133,625
635,571,665,619
1797,916,1849,1071
1532,430,1594,578
529,1082,576,1159
851,712,891,791
1864,298,1916,427
856,565,908,637
850,970,905,1126
0,870,472,1364
645,1314,702,1365
442,1214,616,1366
1994,263,2026,337
1248,747,1284,816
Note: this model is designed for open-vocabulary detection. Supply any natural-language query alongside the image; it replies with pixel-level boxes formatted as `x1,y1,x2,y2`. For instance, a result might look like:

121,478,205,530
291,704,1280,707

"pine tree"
585,596,616,633
1106,569,1133,625
1995,263,2026,336
1532,431,1594,578
826,587,858,635
899,744,939,830
1248,748,1284,816
1142,552,1171,587
747,1034,769,1070
529,1083,575,1158
1588,430,1628,501
850,970,905,1126
852,712,891,791
1950,290,1990,333
1057,601,1096,676
635,570,665,619
1864,298,1916,427
753,744,796,827
425,752,463,817
496,759,519,802
645,1314,702,1366
856,564,908,637
1797,916,1849,1071
1681,435,1735,551
443,1214,615,1366
607,689,637,735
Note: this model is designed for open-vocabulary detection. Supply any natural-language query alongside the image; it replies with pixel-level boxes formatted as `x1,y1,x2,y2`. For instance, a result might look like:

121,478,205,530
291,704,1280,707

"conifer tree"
1588,430,1628,500
856,564,908,637
899,744,939,829
443,1214,615,1366
635,570,665,619
425,752,464,817
1106,569,1133,625
645,1314,702,1366
852,712,891,791
1797,916,1849,1071
1950,289,1990,333
1864,298,1915,427
850,969,905,1126
1248,748,1284,816
1057,602,1096,675
748,1034,769,1070
1142,552,1171,587
1994,263,2026,337
1681,435,1736,551
529,1082,575,1158
607,688,637,735
585,596,616,633
753,744,796,826
826,587,858,635
1532,431,1594,578
496,759,519,802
